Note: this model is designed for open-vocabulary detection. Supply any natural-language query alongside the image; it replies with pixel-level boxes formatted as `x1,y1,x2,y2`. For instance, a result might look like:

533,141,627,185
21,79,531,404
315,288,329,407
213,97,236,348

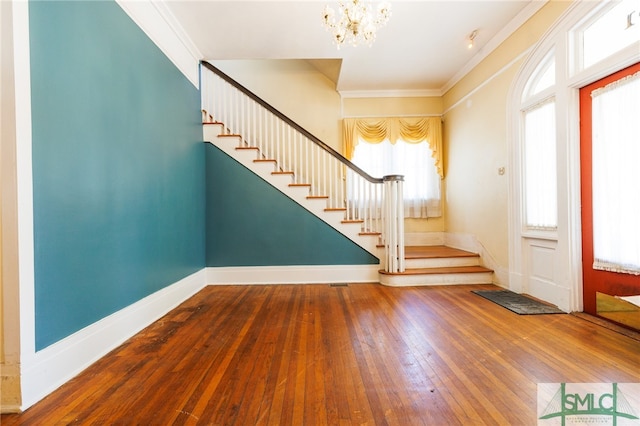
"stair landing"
379,245,494,287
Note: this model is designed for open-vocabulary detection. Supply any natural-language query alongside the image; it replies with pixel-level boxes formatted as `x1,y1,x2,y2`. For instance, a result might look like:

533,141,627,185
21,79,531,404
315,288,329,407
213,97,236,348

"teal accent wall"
29,0,205,350
205,144,379,266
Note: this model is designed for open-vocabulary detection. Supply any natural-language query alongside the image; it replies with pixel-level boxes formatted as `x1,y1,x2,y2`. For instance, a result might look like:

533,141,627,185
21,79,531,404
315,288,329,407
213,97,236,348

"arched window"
521,50,557,230
509,0,640,312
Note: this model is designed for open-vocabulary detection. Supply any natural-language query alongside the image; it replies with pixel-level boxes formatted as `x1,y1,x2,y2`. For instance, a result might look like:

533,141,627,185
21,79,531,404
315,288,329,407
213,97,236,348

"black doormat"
472,290,565,315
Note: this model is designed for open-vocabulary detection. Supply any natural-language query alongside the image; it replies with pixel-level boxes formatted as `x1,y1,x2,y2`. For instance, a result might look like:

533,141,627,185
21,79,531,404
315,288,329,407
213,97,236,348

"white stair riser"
379,271,493,287
404,256,480,269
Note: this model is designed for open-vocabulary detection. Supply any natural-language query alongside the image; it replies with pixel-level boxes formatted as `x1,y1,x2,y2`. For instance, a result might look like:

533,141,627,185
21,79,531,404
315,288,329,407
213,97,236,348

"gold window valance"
342,117,444,178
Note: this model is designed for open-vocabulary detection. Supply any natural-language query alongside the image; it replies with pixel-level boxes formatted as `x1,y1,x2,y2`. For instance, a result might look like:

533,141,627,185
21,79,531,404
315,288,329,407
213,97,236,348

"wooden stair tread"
404,245,480,259
379,265,493,276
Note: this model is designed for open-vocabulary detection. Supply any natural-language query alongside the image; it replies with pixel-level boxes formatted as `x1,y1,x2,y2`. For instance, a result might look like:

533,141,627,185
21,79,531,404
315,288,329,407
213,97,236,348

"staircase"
204,123,494,286
378,245,493,286
203,122,381,257
201,61,494,286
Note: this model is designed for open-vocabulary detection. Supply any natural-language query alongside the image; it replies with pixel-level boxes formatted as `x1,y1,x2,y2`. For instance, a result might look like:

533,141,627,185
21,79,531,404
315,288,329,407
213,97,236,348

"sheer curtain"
592,71,640,274
343,117,443,219
523,99,557,229
351,139,441,218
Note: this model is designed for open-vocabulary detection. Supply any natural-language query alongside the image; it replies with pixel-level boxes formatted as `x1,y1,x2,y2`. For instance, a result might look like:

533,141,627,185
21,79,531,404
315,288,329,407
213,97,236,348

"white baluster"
397,178,405,272
202,66,392,256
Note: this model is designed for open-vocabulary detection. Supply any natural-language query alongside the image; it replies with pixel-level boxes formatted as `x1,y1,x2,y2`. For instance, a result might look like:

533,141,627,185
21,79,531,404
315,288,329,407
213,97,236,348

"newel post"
383,175,405,273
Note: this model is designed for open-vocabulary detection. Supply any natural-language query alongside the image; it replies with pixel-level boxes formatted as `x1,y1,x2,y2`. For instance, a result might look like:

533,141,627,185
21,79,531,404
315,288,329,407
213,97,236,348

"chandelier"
322,0,391,49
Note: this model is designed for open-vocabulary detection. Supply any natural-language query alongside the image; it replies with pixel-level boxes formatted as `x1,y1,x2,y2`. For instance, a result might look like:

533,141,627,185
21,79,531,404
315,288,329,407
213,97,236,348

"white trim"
568,42,640,89
342,113,442,119
206,264,380,285
20,270,206,410
339,89,442,99
443,48,532,116
12,0,37,389
441,0,549,95
444,232,507,287
115,0,202,88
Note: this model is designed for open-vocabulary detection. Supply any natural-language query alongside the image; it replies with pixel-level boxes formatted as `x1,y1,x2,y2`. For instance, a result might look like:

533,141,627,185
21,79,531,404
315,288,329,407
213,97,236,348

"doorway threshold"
571,312,640,342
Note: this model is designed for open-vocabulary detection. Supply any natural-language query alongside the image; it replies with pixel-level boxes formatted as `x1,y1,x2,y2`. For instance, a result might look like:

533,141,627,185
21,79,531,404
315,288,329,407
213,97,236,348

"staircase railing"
200,61,405,272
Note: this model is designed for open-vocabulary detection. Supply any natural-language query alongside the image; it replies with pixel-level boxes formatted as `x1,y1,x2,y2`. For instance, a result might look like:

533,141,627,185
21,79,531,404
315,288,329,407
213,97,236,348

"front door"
580,62,640,330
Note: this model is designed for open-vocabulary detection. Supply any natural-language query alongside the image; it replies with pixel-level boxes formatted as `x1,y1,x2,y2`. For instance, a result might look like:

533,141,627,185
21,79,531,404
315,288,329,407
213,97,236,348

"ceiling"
165,0,543,95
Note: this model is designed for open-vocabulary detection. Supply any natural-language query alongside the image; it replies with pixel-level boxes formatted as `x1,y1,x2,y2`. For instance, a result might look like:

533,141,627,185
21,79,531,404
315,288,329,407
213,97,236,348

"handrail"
201,61,406,271
201,61,382,184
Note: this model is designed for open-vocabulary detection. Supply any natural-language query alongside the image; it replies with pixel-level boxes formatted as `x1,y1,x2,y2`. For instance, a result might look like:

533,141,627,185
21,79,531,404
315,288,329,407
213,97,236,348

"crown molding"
116,0,202,87
339,88,442,99
441,0,549,95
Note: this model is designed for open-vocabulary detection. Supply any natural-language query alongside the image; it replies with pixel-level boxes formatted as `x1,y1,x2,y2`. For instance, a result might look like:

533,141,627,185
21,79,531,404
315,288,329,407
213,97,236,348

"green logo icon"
539,383,639,425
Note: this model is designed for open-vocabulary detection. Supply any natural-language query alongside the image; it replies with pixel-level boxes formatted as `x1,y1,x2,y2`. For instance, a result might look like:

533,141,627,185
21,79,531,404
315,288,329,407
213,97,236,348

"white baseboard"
206,264,380,285
20,269,206,410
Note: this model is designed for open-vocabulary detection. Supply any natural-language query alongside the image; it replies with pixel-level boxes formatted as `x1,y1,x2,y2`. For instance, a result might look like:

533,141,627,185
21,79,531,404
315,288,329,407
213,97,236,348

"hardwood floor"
3,283,640,425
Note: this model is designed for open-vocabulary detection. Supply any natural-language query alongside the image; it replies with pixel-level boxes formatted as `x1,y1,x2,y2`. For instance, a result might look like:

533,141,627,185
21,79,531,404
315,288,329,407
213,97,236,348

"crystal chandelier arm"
322,0,391,48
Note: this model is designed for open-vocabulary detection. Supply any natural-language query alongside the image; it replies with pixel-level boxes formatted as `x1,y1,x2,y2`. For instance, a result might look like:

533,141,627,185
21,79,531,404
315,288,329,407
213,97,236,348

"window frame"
508,0,640,311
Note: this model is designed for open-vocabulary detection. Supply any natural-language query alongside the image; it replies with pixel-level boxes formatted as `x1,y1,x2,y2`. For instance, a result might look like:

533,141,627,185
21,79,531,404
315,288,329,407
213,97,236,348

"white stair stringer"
204,124,380,258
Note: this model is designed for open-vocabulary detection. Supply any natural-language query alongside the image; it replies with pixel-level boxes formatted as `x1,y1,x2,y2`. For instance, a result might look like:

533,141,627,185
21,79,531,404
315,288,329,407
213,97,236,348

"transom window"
581,0,640,69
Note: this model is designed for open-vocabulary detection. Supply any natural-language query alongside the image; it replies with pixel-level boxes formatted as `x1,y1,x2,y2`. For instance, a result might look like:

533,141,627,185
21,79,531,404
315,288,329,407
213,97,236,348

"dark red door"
580,62,640,329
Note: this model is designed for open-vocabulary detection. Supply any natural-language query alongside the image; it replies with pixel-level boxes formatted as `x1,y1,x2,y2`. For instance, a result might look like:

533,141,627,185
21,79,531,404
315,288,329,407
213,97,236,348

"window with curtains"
351,138,441,218
523,99,557,229
591,71,640,274
521,51,558,230
342,117,443,218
